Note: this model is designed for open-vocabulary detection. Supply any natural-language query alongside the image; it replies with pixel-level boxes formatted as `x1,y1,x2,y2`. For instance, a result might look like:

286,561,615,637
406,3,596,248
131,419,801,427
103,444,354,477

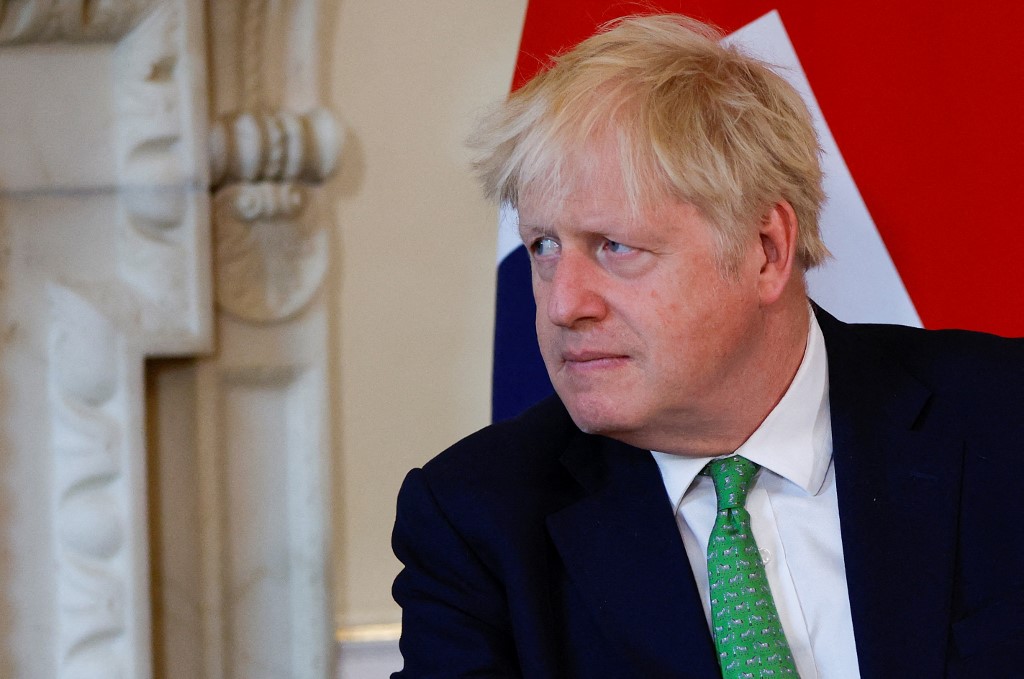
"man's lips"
560,350,629,366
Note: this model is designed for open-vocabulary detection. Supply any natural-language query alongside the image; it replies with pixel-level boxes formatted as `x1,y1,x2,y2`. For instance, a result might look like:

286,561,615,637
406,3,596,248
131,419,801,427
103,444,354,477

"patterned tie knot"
703,456,760,511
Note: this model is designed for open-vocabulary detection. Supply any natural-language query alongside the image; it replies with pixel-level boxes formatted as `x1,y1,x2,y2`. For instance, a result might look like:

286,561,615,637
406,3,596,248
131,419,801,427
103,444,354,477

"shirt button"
759,547,772,565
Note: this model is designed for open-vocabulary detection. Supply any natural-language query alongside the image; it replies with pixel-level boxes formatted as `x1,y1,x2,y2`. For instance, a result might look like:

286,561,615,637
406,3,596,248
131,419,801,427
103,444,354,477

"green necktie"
704,456,799,678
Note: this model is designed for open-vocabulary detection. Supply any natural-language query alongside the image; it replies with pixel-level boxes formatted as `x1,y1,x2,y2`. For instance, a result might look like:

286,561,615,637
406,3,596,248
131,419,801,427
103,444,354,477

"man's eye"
604,239,634,254
531,237,559,257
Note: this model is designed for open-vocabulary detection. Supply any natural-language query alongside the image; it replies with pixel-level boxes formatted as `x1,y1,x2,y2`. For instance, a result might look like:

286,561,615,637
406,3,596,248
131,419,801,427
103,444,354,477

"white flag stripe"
497,202,521,264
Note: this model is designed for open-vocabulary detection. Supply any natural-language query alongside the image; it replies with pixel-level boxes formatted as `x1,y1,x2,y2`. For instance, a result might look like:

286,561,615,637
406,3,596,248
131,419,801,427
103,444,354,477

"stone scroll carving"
210,109,340,187
210,109,342,322
49,286,140,679
114,1,210,349
213,181,328,322
0,0,156,44
211,107,341,322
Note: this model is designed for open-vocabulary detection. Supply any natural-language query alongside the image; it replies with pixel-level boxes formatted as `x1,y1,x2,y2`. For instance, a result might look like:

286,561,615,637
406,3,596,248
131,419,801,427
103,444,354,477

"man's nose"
545,253,607,328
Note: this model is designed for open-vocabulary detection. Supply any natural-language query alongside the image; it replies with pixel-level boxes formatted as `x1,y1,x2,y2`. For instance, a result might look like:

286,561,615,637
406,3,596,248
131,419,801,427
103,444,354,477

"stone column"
197,1,342,677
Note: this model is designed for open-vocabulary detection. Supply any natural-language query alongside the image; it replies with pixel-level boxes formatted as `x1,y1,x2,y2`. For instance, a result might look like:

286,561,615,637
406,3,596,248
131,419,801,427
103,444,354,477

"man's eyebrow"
517,222,555,239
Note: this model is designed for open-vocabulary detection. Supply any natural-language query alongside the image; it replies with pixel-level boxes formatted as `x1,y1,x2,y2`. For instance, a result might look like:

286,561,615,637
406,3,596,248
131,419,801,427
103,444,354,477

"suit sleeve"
391,467,521,678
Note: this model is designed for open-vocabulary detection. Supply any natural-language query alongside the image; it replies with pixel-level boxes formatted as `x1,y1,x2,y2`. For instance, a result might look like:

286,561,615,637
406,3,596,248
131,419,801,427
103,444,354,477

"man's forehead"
516,196,633,234
517,147,688,225
517,184,686,228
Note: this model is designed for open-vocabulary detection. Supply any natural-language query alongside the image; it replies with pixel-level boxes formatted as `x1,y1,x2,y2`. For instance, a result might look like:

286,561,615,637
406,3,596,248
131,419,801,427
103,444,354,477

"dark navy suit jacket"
392,308,1024,677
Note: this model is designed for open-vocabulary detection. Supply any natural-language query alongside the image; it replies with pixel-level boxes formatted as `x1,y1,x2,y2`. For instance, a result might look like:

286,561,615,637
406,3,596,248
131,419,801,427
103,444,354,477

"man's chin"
562,399,639,440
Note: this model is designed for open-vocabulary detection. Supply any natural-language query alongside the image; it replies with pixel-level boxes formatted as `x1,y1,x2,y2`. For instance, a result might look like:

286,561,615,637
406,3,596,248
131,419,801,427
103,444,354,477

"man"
392,14,1024,678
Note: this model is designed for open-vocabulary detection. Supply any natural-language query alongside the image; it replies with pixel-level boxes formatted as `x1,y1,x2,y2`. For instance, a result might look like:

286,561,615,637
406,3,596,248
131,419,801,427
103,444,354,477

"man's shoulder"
413,395,585,512
428,394,578,468
843,320,1023,384
823,315,1024,426
392,396,595,568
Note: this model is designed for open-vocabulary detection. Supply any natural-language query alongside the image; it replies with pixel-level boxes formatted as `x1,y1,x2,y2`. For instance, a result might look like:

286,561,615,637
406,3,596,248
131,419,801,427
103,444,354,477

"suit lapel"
818,309,963,677
547,433,720,678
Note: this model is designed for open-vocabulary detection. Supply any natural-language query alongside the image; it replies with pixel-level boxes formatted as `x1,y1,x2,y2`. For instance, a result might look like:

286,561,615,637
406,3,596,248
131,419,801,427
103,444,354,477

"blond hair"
469,14,829,269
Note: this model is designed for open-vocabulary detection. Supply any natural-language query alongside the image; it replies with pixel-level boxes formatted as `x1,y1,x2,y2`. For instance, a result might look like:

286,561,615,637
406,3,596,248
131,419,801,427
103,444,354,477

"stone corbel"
210,108,341,322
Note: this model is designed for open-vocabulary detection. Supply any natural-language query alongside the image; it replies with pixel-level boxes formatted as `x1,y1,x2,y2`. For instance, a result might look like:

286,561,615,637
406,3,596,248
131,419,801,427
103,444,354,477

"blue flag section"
492,245,553,422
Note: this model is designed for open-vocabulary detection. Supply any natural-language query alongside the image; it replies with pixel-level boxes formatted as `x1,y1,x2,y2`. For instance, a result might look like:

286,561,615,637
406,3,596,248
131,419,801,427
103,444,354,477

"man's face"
518,154,769,454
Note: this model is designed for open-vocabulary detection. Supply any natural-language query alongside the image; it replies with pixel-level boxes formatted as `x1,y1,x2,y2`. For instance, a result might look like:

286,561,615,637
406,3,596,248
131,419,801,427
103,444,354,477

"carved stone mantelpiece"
0,0,341,675
1,0,342,675
0,0,208,676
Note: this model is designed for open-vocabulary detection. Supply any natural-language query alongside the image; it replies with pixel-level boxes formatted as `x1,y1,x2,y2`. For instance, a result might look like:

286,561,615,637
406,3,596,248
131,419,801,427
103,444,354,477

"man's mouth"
560,350,629,369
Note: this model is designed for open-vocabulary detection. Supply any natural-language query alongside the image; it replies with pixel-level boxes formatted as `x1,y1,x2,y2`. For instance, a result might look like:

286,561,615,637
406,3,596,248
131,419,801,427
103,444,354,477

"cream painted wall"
330,1,529,628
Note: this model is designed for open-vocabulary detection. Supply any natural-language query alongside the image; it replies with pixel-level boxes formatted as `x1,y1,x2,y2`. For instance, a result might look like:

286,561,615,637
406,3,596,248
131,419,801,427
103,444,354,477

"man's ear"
757,200,799,305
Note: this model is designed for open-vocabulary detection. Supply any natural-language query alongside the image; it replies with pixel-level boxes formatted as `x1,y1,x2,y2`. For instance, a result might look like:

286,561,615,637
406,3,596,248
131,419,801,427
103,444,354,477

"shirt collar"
651,311,832,511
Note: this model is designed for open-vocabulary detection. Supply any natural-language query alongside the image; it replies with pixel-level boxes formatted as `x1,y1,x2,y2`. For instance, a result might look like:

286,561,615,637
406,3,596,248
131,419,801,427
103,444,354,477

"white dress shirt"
652,314,861,678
